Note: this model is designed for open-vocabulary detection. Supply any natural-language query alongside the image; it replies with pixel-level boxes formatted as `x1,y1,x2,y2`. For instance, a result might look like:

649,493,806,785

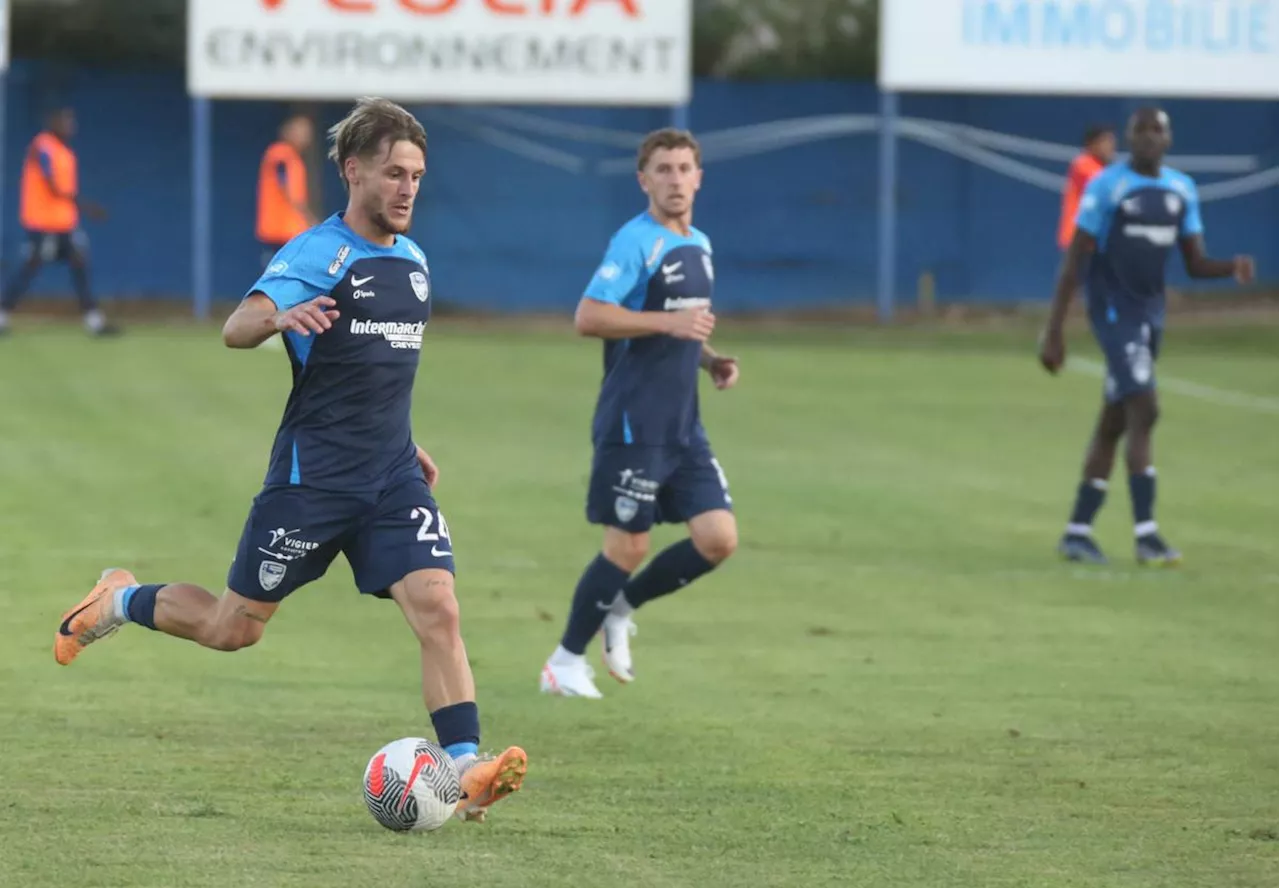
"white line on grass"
1067,357,1277,413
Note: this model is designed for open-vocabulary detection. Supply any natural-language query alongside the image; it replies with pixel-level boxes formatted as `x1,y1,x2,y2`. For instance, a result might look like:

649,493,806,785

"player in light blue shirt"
1039,108,1254,565
541,129,741,699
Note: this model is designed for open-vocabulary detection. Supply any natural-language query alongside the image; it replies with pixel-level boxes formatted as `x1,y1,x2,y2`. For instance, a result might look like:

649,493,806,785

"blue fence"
3,60,1276,313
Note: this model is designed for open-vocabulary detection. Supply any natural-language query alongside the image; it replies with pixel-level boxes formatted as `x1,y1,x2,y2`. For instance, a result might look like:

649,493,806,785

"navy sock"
1066,478,1108,533
559,554,631,655
121,583,163,630
623,539,716,609
1129,467,1157,533
430,701,479,760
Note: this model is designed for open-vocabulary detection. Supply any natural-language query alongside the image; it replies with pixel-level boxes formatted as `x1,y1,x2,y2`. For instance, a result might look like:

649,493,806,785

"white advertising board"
881,0,1279,98
189,0,691,105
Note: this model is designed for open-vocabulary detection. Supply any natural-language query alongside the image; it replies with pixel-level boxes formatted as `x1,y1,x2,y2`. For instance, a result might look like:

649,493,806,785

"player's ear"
636,169,648,196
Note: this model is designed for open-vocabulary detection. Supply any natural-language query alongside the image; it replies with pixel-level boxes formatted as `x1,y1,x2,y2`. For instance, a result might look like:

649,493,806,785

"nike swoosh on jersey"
431,546,452,558
351,273,375,286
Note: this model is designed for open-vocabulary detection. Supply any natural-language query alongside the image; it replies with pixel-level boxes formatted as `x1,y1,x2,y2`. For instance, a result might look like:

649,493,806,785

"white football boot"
540,648,603,699
600,613,637,683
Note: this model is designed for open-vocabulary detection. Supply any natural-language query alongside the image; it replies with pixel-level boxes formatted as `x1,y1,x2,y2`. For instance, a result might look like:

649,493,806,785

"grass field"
0,318,1275,888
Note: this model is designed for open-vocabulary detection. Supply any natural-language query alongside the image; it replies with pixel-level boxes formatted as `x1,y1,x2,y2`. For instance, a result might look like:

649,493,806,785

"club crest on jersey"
258,560,286,592
614,496,639,524
265,260,288,277
1165,193,1181,215
410,271,430,302
327,244,351,276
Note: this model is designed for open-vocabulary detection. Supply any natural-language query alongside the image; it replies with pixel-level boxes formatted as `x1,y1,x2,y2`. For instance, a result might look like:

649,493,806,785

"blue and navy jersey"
584,211,714,447
1075,162,1203,328
249,213,433,494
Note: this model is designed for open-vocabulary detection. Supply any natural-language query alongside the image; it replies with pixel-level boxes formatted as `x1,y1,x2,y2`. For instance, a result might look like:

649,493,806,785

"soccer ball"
362,737,461,832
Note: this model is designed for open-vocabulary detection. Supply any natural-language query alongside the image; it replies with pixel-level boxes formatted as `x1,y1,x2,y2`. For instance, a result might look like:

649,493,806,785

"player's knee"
206,620,264,652
693,526,738,565
603,531,649,572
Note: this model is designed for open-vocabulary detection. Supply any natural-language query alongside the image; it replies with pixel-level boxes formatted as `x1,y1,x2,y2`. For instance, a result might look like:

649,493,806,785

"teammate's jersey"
248,213,433,493
583,211,714,447
1075,162,1203,328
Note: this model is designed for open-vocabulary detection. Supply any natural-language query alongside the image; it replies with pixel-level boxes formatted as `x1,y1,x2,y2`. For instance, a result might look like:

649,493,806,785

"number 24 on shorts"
410,506,452,557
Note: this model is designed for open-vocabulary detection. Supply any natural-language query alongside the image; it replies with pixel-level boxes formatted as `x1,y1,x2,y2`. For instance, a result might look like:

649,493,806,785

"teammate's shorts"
227,476,455,603
1093,320,1162,404
23,229,87,263
586,439,733,532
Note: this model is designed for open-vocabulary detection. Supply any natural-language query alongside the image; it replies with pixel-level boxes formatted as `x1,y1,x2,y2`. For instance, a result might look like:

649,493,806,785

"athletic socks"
559,554,630,656
1065,478,1108,536
430,701,480,761
622,539,717,609
114,583,163,630
1130,466,1158,536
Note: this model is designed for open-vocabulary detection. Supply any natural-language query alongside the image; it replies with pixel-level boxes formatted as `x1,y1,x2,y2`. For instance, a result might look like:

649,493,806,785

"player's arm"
574,297,712,341
699,342,739,390
33,146,105,219
1174,188,1253,282
1039,228,1096,374
575,238,713,341
277,160,317,226
222,292,339,349
1040,174,1109,374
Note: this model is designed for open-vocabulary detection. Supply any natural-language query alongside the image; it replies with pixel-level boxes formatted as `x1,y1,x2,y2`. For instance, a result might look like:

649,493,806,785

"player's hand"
273,296,339,337
1038,326,1066,374
415,445,440,487
706,355,740,390
666,307,715,342
1234,255,1255,285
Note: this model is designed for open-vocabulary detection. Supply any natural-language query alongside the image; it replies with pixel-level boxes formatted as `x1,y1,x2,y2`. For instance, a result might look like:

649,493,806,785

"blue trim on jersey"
623,413,633,444
290,441,301,485
1075,163,1203,254
583,212,713,311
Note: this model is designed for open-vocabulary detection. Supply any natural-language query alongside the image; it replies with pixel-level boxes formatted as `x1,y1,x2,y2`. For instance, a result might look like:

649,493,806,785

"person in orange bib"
1057,124,1116,251
257,113,317,268
0,107,117,336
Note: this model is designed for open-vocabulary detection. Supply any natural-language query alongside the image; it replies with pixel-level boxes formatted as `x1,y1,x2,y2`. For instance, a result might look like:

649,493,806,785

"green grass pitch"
0,318,1275,887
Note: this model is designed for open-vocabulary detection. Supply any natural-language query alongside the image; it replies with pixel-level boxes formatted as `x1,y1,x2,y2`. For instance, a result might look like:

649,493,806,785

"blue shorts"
586,440,733,532
1093,321,1162,404
227,476,455,603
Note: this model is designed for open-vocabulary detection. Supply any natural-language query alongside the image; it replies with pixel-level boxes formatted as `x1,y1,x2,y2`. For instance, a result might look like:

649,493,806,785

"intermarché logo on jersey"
350,319,425,350
261,0,639,14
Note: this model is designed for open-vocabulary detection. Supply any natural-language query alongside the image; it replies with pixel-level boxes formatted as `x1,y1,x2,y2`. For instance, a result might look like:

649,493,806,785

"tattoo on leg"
234,605,270,624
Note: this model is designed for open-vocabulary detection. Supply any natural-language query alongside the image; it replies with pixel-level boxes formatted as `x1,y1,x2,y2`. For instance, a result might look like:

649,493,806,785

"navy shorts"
227,476,455,603
1094,321,1162,403
586,440,733,532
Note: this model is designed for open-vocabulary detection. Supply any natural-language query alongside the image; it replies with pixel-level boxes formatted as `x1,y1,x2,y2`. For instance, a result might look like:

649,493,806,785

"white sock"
549,644,584,667
1065,523,1093,537
112,585,133,621
84,309,105,333
608,591,634,618
1134,520,1159,537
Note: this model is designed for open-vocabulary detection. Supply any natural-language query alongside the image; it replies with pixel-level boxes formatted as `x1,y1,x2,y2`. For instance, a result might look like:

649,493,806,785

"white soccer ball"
362,737,461,832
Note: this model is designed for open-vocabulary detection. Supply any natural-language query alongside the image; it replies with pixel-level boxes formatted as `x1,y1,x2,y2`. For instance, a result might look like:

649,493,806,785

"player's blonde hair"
327,97,427,191
636,128,701,171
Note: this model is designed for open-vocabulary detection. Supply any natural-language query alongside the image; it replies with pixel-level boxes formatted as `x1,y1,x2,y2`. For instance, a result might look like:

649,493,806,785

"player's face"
639,147,702,219
1091,131,1117,164
352,139,425,236
286,117,314,151
1128,112,1171,165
